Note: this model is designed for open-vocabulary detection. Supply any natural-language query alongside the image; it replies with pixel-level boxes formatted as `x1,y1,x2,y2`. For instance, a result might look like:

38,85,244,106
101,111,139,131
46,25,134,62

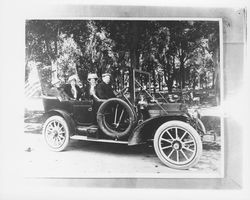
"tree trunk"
212,71,215,89
171,55,176,92
129,21,139,103
180,58,185,89
158,74,161,91
45,39,52,64
130,21,139,70
135,50,140,70
166,54,173,92
186,66,191,88
213,48,220,105
121,69,124,88
163,66,168,87
152,68,156,93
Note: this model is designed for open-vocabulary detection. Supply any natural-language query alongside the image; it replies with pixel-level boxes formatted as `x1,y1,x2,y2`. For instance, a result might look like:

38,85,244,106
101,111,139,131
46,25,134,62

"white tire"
154,120,202,170
43,115,70,151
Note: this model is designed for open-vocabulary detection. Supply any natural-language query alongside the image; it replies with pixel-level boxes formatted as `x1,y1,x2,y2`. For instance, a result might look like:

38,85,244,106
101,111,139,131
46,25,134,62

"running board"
76,125,98,132
70,135,128,144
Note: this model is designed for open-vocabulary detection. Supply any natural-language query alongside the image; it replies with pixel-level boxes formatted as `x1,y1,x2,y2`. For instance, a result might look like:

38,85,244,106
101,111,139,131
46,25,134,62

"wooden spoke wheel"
154,120,202,170
43,115,70,151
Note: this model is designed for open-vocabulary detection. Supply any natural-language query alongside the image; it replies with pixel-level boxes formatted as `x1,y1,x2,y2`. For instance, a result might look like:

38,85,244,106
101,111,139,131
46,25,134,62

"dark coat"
63,84,82,100
82,84,92,100
95,81,115,99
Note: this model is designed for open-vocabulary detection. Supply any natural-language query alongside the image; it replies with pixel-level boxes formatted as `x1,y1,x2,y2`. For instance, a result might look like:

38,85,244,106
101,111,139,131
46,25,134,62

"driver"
96,73,116,99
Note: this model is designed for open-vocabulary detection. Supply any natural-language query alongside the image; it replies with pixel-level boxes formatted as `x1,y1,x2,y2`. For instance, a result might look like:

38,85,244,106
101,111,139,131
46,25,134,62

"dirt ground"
23,124,222,178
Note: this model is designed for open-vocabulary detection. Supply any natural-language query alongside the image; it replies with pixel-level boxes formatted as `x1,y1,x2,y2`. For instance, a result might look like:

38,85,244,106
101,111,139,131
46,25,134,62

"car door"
72,100,95,125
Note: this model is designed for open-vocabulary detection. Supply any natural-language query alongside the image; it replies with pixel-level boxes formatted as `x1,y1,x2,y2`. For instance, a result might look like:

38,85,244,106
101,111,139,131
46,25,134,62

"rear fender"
42,109,76,136
128,115,189,146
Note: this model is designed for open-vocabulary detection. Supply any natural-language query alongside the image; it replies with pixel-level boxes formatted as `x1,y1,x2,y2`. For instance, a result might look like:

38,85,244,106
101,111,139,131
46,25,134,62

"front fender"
43,109,76,136
128,114,189,146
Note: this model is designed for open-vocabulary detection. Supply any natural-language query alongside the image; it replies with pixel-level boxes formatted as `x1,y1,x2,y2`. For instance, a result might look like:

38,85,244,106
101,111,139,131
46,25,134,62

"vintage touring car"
42,69,207,170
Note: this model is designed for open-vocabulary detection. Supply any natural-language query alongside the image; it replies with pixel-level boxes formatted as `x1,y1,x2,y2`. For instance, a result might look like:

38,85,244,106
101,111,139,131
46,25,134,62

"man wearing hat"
95,73,116,100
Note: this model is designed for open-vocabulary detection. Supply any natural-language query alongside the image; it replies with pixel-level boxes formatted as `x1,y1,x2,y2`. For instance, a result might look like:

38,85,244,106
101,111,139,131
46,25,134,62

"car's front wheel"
43,115,70,151
154,120,202,170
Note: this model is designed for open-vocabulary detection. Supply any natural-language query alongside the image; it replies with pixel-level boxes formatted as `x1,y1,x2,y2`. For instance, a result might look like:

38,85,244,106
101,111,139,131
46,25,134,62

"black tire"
42,115,70,151
154,120,202,170
97,98,136,139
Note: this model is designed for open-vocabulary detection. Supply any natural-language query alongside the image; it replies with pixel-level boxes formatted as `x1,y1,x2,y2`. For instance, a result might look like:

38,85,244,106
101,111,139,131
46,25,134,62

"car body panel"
42,108,77,136
43,97,95,125
128,114,190,145
43,97,74,114
72,100,95,125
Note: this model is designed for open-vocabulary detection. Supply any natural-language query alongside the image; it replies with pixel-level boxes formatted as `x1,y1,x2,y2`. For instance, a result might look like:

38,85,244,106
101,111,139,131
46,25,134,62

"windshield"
133,69,155,102
134,69,151,92
133,69,169,105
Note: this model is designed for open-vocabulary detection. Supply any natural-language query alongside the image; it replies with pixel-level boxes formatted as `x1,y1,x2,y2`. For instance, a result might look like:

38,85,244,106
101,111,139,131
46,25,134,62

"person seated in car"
47,79,71,101
95,72,116,100
64,75,82,101
84,73,99,99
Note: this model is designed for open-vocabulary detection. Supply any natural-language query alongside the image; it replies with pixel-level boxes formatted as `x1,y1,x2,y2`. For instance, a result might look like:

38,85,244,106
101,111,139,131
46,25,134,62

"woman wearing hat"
64,75,82,100
86,73,98,98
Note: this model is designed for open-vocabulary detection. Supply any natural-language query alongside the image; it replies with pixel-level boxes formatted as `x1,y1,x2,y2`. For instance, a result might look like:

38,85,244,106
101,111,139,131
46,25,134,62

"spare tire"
97,98,136,139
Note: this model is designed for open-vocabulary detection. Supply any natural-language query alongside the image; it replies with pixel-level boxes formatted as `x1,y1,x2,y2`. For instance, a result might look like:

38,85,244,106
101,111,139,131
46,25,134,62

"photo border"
0,2,247,196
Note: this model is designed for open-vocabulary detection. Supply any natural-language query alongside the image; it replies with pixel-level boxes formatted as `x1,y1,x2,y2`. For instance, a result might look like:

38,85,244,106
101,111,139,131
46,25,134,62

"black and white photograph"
24,18,223,178
0,1,249,199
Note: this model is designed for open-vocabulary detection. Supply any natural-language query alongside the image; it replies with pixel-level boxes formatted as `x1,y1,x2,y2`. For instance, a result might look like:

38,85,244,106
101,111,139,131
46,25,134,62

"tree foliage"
25,20,220,94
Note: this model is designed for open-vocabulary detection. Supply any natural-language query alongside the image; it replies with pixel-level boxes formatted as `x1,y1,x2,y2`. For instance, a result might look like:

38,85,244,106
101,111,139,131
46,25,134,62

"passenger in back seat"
47,79,71,101
64,75,82,101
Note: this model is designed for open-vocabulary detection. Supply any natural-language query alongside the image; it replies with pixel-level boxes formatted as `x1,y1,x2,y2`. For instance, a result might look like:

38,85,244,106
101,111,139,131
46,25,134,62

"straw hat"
87,73,98,80
102,73,111,78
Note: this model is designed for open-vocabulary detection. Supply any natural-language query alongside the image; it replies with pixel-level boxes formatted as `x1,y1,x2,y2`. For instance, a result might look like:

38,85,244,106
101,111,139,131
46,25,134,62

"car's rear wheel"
97,98,136,139
154,120,202,170
43,115,70,151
